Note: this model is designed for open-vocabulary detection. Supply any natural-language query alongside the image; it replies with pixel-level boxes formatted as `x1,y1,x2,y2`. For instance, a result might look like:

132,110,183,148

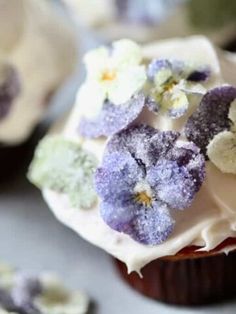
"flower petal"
130,201,174,245
162,89,189,119
84,46,109,80
185,86,236,156
187,68,210,82
108,65,146,105
177,79,206,95
207,131,236,174
106,124,160,167
147,159,203,210
28,136,98,209
100,200,135,234
79,93,145,138
112,39,143,69
95,151,143,202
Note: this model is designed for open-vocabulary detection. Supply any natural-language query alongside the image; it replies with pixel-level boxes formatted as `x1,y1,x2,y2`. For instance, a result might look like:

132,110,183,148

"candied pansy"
78,39,146,137
83,39,146,110
185,86,236,173
95,124,205,245
28,135,98,209
145,59,209,119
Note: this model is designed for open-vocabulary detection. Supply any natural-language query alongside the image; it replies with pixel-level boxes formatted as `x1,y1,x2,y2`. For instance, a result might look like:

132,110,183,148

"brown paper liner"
115,238,236,305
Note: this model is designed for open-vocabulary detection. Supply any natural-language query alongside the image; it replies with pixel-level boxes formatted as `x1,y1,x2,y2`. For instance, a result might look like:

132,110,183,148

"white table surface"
1,4,236,313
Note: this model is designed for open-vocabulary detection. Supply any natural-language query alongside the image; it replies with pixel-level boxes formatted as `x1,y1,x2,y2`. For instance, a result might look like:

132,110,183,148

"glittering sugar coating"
145,58,209,119
95,124,205,245
28,135,98,209
79,93,145,138
0,63,21,120
185,86,236,157
106,124,180,167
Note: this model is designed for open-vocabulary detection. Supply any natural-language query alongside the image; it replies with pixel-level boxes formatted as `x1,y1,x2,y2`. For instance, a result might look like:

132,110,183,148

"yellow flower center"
135,191,152,206
164,80,177,92
101,69,117,82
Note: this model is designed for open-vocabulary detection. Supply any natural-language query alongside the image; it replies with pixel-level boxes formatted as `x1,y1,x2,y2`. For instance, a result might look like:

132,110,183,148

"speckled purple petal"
147,59,172,81
100,199,136,234
0,64,21,119
187,68,210,82
185,86,236,156
94,151,144,202
130,201,175,245
147,159,200,210
169,141,206,191
106,124,179,167
79,93,145,138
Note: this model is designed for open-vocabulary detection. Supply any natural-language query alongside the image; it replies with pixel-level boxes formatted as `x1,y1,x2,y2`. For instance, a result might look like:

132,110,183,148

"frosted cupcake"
0,0,76,178
62,0,236,50
0,263,89,313
29,36,236,305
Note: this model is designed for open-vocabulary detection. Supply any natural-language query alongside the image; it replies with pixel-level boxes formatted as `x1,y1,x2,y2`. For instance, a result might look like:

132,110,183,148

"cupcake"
29,36,236,305
62,0,236,50
0,263,89,313
0,0,76,178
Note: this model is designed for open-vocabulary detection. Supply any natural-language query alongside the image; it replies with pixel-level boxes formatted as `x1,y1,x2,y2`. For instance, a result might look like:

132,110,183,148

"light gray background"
1,3,236,314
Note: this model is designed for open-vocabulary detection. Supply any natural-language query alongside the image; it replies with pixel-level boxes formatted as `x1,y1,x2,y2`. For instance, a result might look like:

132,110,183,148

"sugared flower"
145,59,209,118
94,125,205,245
185,85,236,174
78,39,146,138
28,136,98,209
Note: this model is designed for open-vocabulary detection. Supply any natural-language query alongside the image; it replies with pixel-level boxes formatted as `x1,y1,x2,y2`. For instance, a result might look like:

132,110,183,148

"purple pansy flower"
94,125,205,245
145,59,209,119
185,85,236,174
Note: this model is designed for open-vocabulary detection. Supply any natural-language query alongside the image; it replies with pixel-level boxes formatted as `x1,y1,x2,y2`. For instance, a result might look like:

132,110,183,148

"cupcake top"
0,0,76,145
0,263,89,314
29,36,236,273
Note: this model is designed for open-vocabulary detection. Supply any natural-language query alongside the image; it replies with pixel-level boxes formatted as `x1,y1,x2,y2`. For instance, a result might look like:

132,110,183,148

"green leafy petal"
28,136,98,209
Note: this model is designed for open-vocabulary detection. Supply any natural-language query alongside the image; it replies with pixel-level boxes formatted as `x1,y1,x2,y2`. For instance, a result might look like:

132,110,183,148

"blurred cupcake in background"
0,0,76,178
29,36,236,305
62,0,236,51
0,263,89,313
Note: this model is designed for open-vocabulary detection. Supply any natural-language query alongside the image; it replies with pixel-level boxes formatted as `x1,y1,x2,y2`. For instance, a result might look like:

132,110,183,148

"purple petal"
130,201,174,245
147,159,200,210
185,86,236,156
100,199,136,234
94,152,143,202
167,141,206,191
106,124,164,167
187,68,210,82
147,59,172,81
79,93,145,138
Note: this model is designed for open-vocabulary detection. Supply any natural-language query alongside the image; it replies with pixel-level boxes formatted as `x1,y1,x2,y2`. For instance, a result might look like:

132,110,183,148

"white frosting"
0,0,76,145
43,37,236,273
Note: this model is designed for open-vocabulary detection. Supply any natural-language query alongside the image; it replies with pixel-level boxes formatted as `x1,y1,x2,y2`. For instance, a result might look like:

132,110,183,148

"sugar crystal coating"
185,86,236,157
28,136,98,209
95,124,205,245
79,93,145,138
